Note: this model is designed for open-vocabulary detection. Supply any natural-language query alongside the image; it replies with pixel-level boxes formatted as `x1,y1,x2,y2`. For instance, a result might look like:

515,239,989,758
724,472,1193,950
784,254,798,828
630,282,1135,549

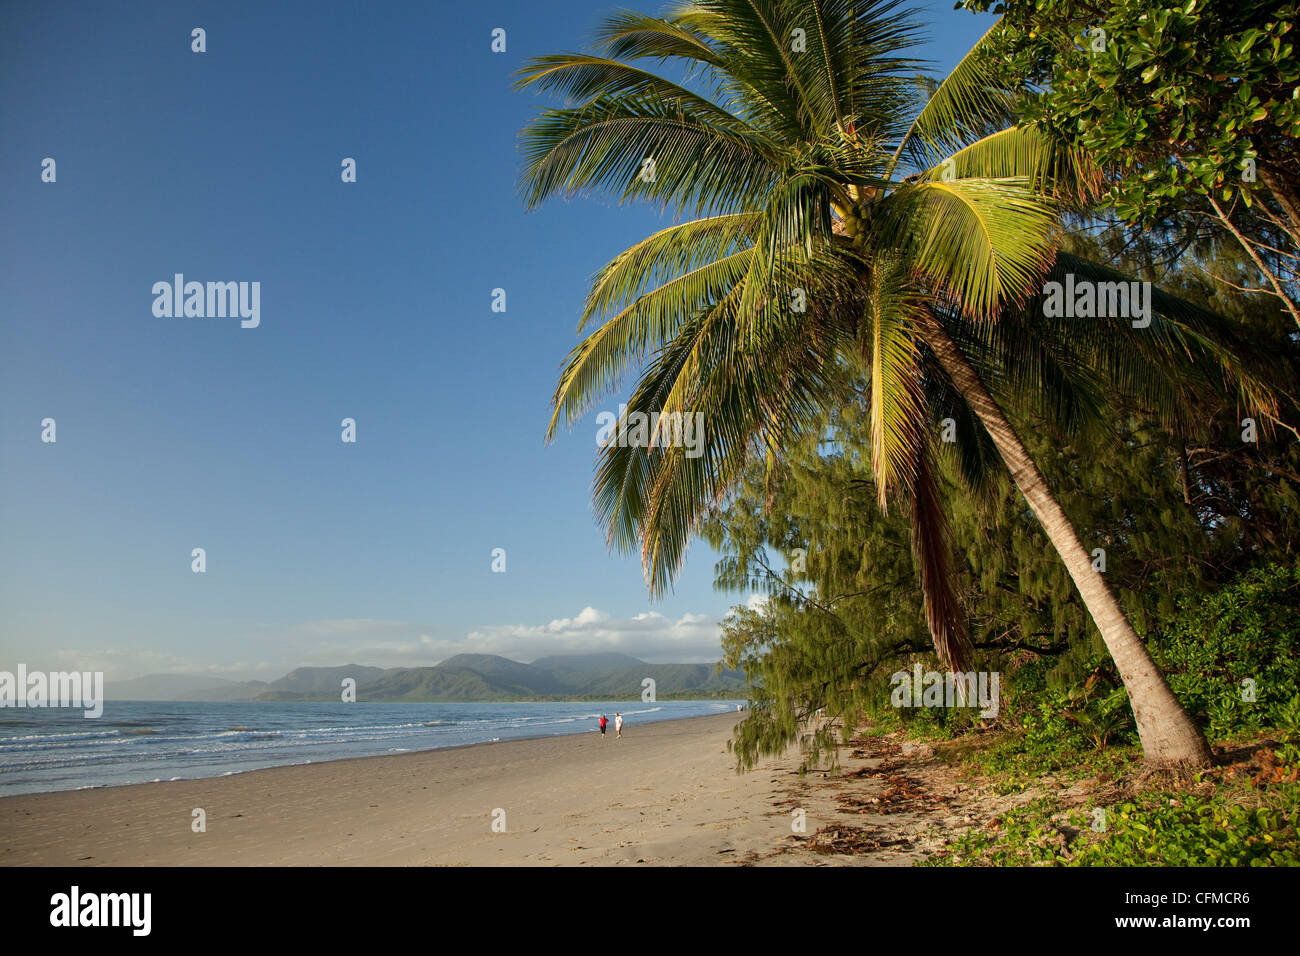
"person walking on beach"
614,713,623,738
599,714,608,739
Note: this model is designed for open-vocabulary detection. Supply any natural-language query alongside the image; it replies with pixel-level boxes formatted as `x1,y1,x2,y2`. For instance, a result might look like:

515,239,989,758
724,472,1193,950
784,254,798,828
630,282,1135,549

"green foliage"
705,207,1299,770
1147,563,1300,739
958,0,1300,223
965,670,1138,791
709,381,1297,768
955,0,1300,321
1276,693,1300,766
926,570,1300,866
1060,666,1134,751
925,787,1300,865
967,566,1300,788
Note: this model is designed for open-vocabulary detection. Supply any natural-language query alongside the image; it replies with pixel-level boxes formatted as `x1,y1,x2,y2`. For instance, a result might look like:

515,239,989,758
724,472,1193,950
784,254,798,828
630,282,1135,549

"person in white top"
614,713,624,738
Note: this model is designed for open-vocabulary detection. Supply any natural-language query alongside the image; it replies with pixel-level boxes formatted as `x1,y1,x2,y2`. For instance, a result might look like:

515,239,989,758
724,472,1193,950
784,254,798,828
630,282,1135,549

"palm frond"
877,177,1059,319
862,259,928,506
888,18,1014,174
920,125,1105,209
518,95,779,215
548,246,756,438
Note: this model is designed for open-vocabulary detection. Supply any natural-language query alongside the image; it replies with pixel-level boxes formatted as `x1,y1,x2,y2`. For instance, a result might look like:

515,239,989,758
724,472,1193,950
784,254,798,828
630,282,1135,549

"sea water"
0,699,743,796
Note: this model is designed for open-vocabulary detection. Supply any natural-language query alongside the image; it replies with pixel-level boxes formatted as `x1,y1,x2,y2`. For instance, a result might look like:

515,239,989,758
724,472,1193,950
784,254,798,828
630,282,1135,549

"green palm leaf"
877,177,1059,319
920,125,1104,208
888,18,1014,174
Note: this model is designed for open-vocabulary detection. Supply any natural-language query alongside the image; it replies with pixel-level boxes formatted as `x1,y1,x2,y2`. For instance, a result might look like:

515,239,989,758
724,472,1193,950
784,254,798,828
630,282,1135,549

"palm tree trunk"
916,309,1214,767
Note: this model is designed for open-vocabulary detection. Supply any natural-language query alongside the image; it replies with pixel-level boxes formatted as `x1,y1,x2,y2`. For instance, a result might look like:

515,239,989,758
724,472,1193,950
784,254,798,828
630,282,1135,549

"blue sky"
0,0,993,679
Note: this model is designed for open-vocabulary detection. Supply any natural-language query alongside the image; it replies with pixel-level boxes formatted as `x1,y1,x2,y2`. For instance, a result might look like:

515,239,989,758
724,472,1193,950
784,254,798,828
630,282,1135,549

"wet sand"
0,712,822,866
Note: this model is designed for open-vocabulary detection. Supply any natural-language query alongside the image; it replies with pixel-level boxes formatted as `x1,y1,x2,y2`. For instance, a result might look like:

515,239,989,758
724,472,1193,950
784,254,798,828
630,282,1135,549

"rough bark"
917,309,1215,767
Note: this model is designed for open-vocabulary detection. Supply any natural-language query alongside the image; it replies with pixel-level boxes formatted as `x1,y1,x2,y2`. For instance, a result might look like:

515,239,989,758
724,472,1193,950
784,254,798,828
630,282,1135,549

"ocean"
0,699,745,797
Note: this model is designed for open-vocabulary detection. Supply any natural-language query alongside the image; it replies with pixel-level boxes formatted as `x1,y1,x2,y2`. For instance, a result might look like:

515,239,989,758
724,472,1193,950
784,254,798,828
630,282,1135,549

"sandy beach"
0,713,836,866
2,708,1069,867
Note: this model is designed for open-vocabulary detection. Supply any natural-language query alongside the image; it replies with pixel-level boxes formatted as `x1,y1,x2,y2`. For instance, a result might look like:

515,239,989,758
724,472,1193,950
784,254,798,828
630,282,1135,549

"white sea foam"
1,699,745,797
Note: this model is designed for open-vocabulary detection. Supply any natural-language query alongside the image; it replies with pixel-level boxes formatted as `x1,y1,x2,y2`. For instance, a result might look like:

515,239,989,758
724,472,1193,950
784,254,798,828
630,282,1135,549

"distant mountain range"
106,653,748,702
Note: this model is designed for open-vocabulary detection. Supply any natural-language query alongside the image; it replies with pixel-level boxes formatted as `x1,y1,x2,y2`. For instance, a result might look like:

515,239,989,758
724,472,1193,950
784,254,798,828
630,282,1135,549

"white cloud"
275,607,725,670
43,608,727,682
457,607,723,663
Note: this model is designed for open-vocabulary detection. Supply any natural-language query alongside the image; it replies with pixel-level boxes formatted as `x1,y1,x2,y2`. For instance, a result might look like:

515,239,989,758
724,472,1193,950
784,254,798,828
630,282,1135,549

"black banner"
0,865,1278,941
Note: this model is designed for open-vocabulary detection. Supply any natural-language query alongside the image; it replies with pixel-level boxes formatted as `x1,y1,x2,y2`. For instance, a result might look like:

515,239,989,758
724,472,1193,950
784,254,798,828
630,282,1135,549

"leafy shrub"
1276,693,1300,769
1147,563,1300,740
925,788,1300,867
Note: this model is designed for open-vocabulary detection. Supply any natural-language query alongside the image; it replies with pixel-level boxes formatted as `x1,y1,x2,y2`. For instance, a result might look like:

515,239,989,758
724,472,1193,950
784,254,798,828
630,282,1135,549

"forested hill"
107,654,747,702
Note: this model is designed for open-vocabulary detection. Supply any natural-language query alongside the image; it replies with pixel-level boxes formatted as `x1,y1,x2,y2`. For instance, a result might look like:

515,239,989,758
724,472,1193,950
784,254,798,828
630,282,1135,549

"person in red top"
599,714,608,739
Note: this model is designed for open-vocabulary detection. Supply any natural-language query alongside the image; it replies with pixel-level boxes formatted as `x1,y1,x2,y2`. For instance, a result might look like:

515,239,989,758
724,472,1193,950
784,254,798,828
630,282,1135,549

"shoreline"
3,711,811,866
1,711,1046,867
1,700,745,800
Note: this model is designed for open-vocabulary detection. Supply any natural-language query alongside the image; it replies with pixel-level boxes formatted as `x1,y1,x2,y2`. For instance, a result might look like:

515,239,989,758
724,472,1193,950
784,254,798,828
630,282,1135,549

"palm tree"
516,0,1272,765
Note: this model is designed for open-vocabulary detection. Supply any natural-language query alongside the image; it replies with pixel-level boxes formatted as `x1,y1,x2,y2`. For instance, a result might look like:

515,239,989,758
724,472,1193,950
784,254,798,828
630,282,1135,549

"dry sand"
0,713,995,866
0,713,799,866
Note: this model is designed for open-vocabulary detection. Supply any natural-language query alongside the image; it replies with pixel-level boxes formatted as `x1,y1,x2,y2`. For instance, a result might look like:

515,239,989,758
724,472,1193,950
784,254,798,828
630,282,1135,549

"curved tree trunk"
916,309,1214,767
